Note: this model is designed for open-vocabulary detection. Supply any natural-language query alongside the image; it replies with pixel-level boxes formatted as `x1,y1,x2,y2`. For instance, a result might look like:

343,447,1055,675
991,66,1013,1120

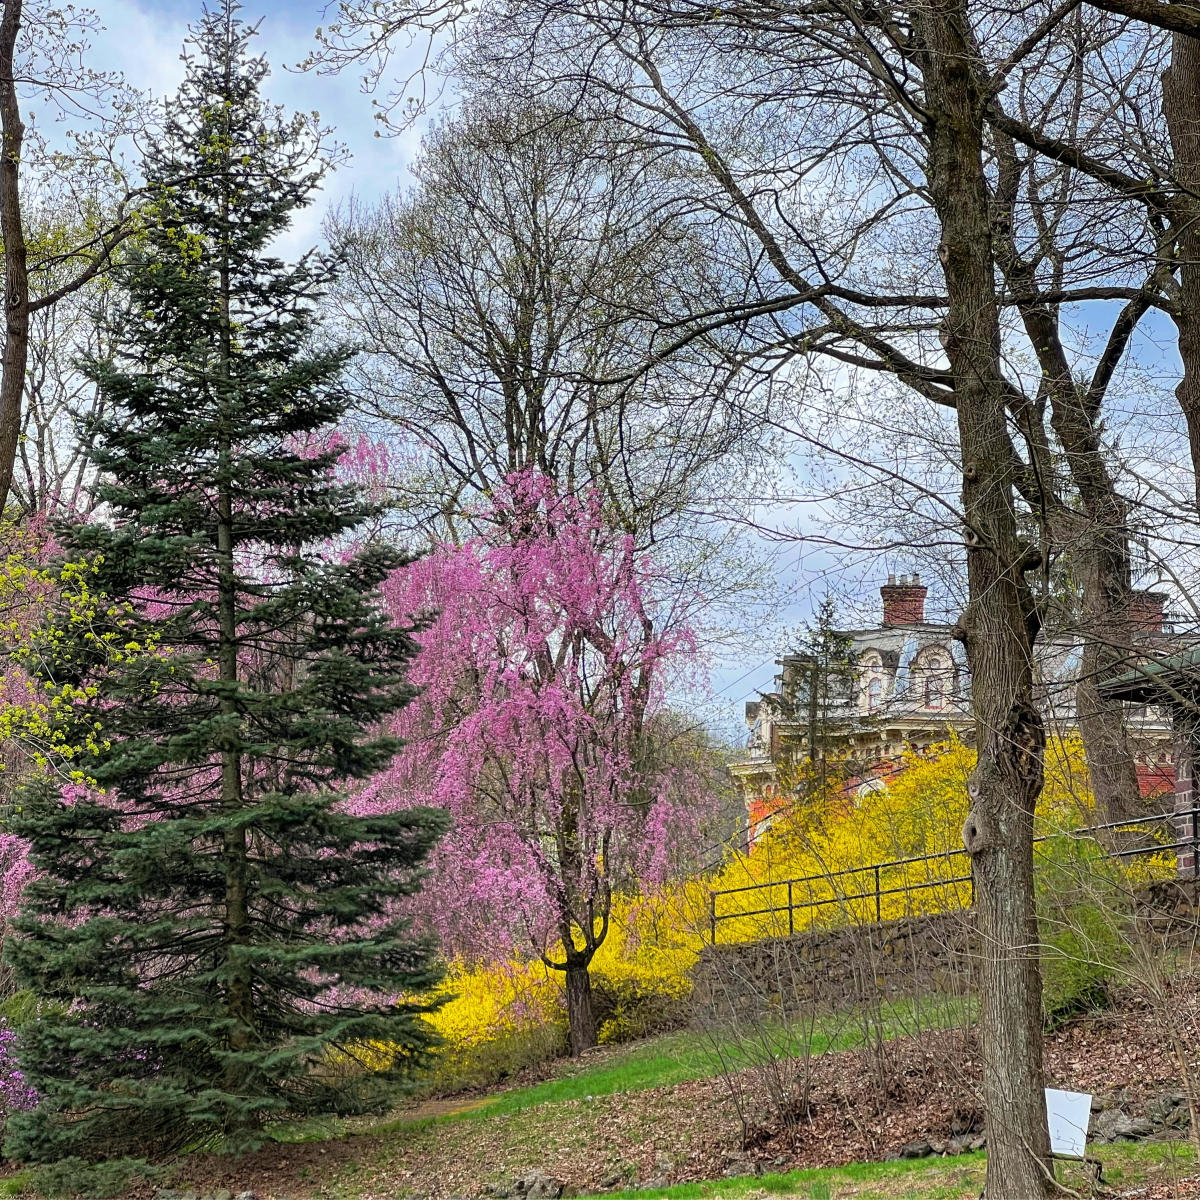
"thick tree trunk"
1164,33,1200,514
0,0,28,511
565,961,597,1055
917,0,1053,1193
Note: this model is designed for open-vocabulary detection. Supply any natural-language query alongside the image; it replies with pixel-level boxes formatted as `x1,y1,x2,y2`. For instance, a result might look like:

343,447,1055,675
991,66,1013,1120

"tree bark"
564,959,597,1056
916,0,1054,1192
0,0,28,511
989,121,1143,829
1164,32,1200,515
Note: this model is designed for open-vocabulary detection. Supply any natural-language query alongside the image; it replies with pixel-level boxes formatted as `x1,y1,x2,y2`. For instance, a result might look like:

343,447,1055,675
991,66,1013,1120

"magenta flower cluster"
0,1021,37,1114
350,469,713,962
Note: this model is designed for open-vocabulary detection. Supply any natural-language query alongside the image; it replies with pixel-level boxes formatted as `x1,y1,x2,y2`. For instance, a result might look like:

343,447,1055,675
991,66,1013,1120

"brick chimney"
1129,589,1168,634
881,573,927,626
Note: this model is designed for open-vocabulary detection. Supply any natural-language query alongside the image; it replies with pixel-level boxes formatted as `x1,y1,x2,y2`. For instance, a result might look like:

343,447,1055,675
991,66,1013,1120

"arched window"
860,653,885,712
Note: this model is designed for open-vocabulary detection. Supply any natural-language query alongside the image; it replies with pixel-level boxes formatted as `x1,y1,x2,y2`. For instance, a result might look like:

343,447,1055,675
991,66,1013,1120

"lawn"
588,1141,1200,1200
420,996,976,1123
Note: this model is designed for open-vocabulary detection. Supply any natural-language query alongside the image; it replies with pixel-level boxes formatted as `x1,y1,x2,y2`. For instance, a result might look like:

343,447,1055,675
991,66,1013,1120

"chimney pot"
888,573,896,585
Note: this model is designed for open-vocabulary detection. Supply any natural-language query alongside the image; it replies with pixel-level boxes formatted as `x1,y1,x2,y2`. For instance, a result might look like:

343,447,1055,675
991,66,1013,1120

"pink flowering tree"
368,472,707,1053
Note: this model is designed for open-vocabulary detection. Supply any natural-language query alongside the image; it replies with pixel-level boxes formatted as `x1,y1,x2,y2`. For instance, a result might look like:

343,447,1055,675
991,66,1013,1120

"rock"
653,1154,673,1175
1091,1095,1105,1113
1095,1110,1154,1142
639,1177,669,1191
883,1149,902,1163
235,1194,257,1200
484,1185,511,1198
213,1191,234,1200
968,1136,987,1152
597,1165,633,1191
899,1140,933,1159
1147,1090,1189,1128
518,1173,565,1200
929,1140,947,1155
945,1135,971,1156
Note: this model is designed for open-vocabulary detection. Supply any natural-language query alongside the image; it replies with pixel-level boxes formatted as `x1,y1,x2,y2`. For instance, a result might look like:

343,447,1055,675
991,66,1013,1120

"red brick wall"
880,582,927,625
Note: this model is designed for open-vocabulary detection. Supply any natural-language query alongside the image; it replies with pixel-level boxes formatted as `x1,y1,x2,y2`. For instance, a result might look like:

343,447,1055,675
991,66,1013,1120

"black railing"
708,806,1198,943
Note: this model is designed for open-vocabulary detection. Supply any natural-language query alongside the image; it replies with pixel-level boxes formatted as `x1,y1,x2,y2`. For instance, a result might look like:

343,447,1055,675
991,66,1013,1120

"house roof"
1100,646,1200,704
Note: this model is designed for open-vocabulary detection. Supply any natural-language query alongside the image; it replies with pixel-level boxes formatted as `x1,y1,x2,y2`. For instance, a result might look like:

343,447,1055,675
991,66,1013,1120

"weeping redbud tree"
368,473,709,1054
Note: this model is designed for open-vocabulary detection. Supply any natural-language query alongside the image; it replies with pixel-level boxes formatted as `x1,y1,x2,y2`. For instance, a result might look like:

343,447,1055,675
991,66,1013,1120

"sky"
59,0,895,742
75,0,432,252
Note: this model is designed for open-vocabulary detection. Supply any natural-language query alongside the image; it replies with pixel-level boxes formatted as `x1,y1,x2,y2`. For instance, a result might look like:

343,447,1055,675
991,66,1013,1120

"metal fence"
708,806,1198,943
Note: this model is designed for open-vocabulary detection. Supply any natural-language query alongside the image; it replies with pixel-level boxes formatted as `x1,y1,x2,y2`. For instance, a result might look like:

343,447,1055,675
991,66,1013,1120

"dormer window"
868,670,882,712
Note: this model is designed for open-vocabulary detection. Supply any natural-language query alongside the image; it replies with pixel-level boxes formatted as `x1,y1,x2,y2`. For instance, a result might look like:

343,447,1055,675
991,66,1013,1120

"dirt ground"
103,995,1200,1200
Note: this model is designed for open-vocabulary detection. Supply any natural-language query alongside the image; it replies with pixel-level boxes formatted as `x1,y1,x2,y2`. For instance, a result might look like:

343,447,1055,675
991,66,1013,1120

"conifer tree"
3,2,447,1163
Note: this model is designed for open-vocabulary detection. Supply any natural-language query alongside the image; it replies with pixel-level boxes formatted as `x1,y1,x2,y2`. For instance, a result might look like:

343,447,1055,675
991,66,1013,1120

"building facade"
732,575,1177,845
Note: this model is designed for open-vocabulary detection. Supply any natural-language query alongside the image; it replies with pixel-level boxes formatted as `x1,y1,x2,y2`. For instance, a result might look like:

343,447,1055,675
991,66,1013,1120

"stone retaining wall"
692,911,976,1023
693,881,1200,1024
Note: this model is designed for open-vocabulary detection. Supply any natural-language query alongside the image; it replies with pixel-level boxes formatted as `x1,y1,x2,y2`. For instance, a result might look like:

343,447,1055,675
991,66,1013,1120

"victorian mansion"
731,574,1178,845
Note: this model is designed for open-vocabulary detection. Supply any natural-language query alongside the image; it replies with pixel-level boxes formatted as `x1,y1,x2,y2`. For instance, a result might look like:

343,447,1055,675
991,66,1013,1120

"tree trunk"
916,0,1053,1192
990,123,1142,830
215,72,255,1110
565,960,597,1055
1164,33,1200,514
1075,551,1144,827
0,0,28,511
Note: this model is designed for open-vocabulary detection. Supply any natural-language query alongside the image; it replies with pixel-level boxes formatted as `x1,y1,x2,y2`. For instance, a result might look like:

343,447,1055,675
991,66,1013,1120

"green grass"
572,1140,1200,1200
585,1155,987,1200
420,995,975,1124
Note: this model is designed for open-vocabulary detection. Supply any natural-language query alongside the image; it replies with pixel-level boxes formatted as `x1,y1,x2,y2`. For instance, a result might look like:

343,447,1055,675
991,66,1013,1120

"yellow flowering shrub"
428,958,562,1050
707,737,1173,942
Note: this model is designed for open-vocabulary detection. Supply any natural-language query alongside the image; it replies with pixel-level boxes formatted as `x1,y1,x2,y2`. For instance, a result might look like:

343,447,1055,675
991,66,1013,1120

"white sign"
1046,1088,1092,1159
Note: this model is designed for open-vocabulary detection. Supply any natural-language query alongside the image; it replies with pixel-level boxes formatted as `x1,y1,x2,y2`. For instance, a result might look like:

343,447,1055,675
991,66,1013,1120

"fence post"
874,865,881,923
788,881,794,936
710,891,717,944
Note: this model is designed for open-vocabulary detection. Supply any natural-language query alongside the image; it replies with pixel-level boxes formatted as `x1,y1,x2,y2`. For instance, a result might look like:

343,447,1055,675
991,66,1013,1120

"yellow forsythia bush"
708,736,1174,942
420,738,1175,1059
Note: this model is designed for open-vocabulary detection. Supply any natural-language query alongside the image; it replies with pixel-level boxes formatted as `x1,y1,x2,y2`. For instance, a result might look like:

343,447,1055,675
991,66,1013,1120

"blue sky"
83,0,431,246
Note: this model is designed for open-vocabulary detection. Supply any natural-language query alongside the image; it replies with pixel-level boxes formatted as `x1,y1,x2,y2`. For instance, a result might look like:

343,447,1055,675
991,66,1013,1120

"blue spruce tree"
5,1,447,1165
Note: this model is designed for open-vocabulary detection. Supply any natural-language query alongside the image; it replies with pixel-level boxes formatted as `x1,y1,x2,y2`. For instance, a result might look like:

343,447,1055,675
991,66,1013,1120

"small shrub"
1036,835,1130,1028
592,974,690,1044
424,1020,566,1094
